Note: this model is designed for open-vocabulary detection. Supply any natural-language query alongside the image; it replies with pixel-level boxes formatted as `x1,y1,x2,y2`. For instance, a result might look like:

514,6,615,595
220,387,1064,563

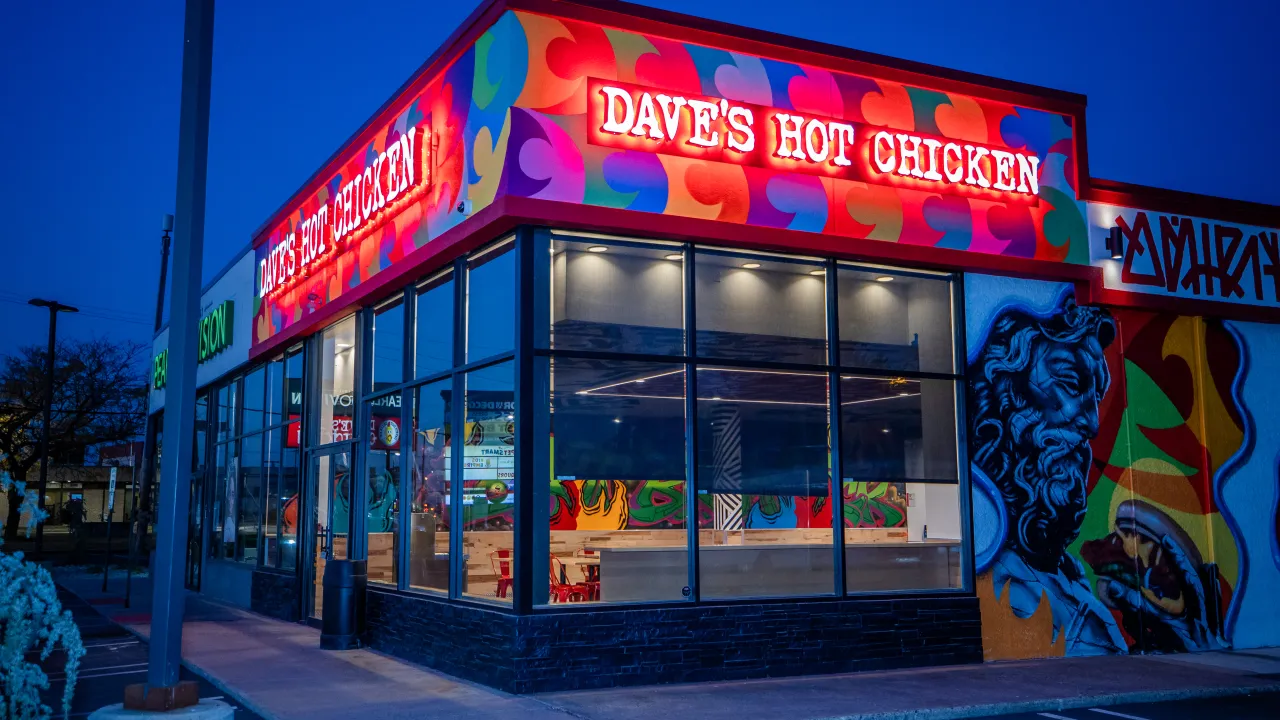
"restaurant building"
147,0,1280,693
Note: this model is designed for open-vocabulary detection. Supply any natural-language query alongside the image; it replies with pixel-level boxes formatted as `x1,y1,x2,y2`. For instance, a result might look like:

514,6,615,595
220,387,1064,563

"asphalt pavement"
970,691,1280,719
38,586,261,719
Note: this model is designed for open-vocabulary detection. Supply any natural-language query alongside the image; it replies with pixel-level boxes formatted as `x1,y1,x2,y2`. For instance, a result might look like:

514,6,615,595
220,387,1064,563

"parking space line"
1038,713,1077,719
1089,709,1150,720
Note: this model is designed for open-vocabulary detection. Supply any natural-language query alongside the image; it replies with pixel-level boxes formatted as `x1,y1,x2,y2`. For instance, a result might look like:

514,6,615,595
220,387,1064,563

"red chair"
576,549,601,601
549,555,590,603
490,549,513,598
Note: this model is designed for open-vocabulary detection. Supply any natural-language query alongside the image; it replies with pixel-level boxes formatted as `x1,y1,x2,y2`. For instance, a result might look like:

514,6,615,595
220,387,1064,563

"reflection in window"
696,368,833,599
319,316,357,445
373,300,404,388
838,268,954,373
695,251,826,365
415,272,454,379
467,241,515,362
280,421,301,570
546,359,688,605
242,369,264,434
366,392,403,586
211,444,227,558
266,358,284,427
840,376,961,591
550,238,684,355
264,428,282,567
461,362,514,602
236,433,263,563
409,379,451,593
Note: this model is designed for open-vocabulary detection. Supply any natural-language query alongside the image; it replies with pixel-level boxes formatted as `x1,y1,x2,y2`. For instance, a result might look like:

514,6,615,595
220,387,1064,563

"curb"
54,578,283,720
817,682,1280,720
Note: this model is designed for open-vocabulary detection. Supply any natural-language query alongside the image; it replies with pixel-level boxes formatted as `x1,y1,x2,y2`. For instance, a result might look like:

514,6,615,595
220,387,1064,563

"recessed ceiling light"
875,276,894,283
881,428,890,433
742,262,761,269
613,417,622,423
809,269,825,276
587,245,608,253
898,392,910,396
665,253,683,261
711,396,722,401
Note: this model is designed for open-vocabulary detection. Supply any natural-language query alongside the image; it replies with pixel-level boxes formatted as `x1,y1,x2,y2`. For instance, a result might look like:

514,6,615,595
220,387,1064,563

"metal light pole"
28,298,78,561
136,0,215,707
133,213,176,584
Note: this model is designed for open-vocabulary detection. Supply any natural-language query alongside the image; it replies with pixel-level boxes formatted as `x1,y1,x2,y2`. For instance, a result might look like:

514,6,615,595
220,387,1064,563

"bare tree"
0,338,147,542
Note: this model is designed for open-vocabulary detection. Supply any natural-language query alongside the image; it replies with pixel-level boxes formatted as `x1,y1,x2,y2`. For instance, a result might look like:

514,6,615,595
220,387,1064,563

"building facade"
147,0,1280,692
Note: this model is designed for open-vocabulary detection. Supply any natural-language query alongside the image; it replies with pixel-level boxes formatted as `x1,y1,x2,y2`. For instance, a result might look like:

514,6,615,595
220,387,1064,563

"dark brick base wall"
366,589,982,694
251,569,300,623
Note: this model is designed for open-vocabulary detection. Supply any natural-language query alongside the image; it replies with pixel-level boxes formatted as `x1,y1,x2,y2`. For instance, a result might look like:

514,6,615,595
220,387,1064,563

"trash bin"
320,559,366,650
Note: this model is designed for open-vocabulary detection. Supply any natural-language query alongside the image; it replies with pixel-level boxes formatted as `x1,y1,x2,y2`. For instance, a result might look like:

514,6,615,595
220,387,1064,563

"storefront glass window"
235,433,263,563
211,443,227,559
695,251,827,365
242,367,264,434
216,385,232,442
266,358,284,427
319,316,357,445
280,420,301,570
373,300,404,388
696,368,833,599
285,349,304,423
414,272,454,379
409,379,451,593
461,361,514,603
546,358,688,605
264,427,282,567
466,240,515,362
838,268,954,374
366,391,403,587
549,238,684,355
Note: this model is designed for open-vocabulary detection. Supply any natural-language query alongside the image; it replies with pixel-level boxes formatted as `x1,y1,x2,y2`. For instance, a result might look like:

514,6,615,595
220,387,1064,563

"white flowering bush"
0,472,84,719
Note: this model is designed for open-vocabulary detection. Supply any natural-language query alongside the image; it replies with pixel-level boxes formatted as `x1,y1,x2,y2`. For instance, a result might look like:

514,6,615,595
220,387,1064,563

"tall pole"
29,298,78,560
148,0,214,693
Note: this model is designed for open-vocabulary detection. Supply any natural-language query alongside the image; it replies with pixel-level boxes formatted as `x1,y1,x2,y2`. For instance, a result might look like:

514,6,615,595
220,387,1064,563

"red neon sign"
258,125,432,300
586,79,1040,204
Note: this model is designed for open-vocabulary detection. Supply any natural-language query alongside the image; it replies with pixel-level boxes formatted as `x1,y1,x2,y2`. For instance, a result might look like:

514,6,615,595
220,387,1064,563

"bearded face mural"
969,288,1129,656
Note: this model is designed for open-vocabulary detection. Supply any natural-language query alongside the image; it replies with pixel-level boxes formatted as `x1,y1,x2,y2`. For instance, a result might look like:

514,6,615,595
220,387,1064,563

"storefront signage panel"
251,9,1089,355
588,80,1042,205
152,300,237,390
1089,204,1280,308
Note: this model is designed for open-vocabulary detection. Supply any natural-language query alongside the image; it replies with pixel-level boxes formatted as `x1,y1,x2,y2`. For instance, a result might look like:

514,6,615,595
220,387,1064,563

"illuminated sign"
587,79,1040,203
258,126,431,299
153,350,167,390
153,301,238,389
1090,205,1280,307
197,300,234,363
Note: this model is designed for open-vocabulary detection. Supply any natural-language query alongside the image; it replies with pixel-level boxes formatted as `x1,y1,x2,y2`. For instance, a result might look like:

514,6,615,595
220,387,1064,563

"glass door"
306,448,352,620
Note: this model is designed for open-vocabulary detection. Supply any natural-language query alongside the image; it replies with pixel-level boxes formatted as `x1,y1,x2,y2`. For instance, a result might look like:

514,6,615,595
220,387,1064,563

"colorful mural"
966,273,1280,659
547,479,907,531
253,8,1088,352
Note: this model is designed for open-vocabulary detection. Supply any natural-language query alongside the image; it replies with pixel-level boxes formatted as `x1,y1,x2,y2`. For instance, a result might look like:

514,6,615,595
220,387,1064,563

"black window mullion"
683,243,699,604
398,285,414,591
449,255,467,600
826,258,845,596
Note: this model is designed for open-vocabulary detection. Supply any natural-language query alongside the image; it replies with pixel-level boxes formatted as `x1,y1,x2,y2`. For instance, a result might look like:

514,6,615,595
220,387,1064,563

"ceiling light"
711,396,722,401
881,428,890,433
665,253,683,261
613,417,621,423
587,245,608,253
875,276,894,283
809,269,825,276
742,262,761,269
898,392,910,396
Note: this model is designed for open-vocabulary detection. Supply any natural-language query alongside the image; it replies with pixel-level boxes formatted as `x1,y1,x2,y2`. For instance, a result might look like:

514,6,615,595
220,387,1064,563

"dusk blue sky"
2,0,1276,359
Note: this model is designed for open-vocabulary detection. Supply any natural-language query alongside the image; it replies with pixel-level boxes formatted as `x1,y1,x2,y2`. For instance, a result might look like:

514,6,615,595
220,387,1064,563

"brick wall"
365,588,982,693
251,569,300,623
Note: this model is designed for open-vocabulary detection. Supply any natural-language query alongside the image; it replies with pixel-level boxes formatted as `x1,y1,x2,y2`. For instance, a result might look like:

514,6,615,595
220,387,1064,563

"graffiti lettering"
1117,211,1280,304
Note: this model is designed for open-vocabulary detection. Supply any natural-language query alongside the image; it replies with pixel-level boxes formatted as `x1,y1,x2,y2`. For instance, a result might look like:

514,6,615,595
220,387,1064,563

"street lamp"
28,298,78,560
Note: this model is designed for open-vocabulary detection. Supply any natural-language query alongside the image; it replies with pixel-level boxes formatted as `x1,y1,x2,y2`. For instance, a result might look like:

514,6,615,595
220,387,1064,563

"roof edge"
1086,177,1280,229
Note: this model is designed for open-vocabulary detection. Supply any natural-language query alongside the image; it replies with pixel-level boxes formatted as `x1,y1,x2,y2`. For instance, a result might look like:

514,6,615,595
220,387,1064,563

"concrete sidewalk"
57,570,1280,720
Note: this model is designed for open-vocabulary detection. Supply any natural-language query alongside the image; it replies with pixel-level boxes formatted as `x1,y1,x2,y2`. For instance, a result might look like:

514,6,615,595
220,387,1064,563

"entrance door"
305,448,352,620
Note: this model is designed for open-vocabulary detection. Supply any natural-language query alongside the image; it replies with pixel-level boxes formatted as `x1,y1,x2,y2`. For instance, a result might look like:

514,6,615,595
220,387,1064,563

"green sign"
152,300,235,392
153,350,168,390
198,300,234,363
